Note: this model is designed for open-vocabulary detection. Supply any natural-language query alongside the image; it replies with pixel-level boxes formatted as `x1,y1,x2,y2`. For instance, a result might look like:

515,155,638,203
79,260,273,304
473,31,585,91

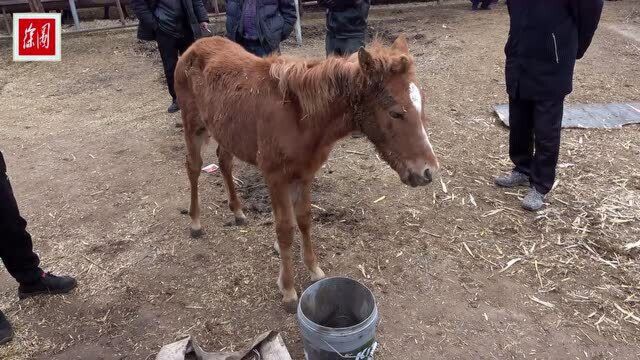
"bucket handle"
321,340,378,359
321,340,356,359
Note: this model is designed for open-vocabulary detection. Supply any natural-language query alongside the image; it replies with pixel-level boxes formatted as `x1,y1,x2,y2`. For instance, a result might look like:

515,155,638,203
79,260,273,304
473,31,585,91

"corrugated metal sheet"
494,103,640,129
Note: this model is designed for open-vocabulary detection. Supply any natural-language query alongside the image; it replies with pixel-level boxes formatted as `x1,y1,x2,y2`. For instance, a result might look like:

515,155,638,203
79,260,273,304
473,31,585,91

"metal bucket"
297,277,379,360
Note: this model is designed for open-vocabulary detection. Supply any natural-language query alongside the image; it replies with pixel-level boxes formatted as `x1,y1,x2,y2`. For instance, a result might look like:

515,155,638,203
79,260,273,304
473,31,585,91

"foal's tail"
175,38,216,133
175,37,229,96
175,44,200,98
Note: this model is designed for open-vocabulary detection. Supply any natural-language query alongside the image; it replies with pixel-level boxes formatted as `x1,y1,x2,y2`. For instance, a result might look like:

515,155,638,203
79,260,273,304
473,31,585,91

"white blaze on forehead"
409,82,422,115
411,82,433,156
420,123,434,153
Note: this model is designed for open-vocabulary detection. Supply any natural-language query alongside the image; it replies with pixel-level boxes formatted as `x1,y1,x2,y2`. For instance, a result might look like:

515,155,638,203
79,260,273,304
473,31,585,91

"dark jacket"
0,151,5,175
319,0,370,38
225,0,297,52
131,0,208,41
505,0,603,100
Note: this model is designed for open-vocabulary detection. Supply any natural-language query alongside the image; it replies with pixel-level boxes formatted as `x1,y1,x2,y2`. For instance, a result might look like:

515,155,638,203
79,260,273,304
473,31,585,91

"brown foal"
175,35,439,312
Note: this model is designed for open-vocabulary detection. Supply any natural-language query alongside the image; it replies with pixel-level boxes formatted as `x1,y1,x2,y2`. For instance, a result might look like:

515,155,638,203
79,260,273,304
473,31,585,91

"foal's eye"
389,110,404,119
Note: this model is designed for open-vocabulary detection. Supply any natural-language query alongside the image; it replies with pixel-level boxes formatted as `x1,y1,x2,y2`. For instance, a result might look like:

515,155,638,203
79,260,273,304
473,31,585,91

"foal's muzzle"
405,169,433,187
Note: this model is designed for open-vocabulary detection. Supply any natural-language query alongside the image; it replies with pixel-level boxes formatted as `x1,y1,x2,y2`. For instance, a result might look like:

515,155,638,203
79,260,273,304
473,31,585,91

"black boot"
0,311,13,345
18,272,77,300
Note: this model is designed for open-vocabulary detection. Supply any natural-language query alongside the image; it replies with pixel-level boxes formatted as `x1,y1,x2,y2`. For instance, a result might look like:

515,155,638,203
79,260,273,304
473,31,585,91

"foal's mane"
269,40,412,118
269,56,361,117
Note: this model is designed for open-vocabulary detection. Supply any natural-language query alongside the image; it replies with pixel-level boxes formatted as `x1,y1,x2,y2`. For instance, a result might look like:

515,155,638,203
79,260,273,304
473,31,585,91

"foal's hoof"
283,299,299,314
310,267,326,283
190,228,204,238
234,216,247,226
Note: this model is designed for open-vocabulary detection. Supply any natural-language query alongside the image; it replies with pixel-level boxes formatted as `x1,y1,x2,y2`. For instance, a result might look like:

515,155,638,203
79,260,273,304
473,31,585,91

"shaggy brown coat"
175,35,439,312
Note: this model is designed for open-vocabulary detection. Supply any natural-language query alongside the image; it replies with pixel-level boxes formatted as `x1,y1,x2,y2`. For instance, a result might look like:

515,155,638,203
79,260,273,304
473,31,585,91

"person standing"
0,151,77,345
319,0,370,57
318,0,370,138
131,0,210,113
225,0,297,57
495,0,603,211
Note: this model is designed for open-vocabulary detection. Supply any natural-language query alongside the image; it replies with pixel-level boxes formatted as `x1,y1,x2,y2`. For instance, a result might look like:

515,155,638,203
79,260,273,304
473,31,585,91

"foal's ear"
391,35,410,55
391,55,410,74
358,47,376,75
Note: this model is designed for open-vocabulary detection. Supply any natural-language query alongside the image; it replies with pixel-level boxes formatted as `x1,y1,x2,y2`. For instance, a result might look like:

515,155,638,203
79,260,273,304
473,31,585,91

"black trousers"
0,151,42,285
509,97,564,194
240,38,274,58
156,30,195,101
326,33,365,57
471,0,492,9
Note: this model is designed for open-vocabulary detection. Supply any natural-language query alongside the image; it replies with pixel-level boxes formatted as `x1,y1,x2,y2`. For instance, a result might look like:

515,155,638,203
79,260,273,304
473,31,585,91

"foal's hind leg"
216,146,247,225
293,181,325,282
184,123,207,238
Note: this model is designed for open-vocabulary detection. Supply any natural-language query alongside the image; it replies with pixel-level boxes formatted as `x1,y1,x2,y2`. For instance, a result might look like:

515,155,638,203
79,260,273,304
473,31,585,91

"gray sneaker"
522,188,545,211
168,100,180,113
495,171,529,188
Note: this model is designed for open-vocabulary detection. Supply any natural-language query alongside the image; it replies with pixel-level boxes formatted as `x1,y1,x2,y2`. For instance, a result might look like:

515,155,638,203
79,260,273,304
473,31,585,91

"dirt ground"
1,1,639,359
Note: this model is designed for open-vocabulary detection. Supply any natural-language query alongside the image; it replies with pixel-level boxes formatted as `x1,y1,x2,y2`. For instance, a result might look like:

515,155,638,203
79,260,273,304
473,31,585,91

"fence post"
2,7,11,35
68,0,80,29
114,0,126,24
293,0,302,45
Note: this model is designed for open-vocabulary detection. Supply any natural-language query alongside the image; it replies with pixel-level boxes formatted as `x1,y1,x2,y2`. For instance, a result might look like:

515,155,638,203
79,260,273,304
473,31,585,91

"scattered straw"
624,240,640,251
357,264,370,279
499,258,522,273
462,242,475,258
469,194,477,207
373,196,386,204
529,295,555,309
482,209,504,217
311,204,326,212
440,178,448,194
535,260,543,288
614,303,640,324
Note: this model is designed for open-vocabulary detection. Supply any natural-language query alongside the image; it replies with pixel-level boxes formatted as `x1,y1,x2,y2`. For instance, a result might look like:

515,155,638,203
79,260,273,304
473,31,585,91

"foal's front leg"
266,178,298,313
294,182,325,282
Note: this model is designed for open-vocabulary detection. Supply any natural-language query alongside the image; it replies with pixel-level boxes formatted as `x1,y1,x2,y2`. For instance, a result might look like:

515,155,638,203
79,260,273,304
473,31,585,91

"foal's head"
354,37,439,187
